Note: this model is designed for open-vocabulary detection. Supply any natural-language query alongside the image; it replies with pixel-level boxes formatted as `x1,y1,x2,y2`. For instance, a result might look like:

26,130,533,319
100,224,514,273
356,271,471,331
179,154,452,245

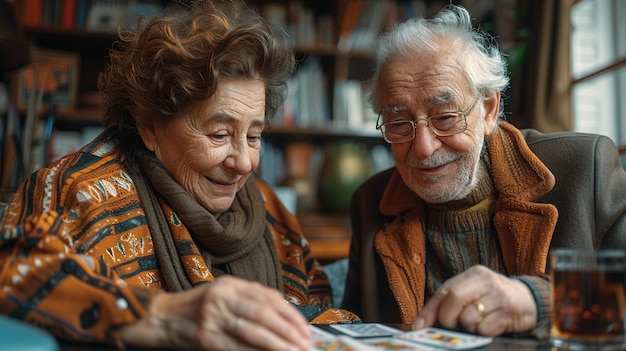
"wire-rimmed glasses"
375,97,481,144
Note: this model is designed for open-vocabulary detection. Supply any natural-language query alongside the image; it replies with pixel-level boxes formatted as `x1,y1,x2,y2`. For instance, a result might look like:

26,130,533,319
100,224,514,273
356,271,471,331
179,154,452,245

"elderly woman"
0,1,356,350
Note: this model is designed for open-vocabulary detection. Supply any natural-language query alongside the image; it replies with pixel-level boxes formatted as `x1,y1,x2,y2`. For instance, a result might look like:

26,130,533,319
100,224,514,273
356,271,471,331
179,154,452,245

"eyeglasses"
375,97,481,144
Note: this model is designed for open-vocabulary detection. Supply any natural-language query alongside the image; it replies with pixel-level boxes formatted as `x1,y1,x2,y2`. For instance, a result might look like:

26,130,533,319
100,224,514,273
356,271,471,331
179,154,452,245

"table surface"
55,325,561,351
58,339,554,351
0,320,609,351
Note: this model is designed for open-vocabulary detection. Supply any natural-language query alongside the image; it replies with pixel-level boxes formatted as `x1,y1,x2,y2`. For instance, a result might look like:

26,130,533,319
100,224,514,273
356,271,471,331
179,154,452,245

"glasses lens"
383,120,414,143
429,113,466,136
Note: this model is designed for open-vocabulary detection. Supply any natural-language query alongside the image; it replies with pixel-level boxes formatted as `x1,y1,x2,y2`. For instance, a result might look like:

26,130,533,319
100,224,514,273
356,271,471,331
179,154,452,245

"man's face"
376,51,499,203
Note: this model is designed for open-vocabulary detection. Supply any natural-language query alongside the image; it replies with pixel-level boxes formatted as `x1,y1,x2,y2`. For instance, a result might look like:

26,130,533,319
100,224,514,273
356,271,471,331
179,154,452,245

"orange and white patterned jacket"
0,131,347,344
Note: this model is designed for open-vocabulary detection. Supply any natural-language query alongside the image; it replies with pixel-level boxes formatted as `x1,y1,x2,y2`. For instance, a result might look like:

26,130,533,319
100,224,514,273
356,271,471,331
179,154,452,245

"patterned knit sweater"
0,131,349,344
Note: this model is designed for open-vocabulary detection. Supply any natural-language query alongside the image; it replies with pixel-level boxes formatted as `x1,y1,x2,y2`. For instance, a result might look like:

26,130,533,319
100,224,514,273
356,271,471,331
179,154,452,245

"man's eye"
431,114,460,130
383,113,410,123
431,114,457,122
211,133,228,140
386,121,413,133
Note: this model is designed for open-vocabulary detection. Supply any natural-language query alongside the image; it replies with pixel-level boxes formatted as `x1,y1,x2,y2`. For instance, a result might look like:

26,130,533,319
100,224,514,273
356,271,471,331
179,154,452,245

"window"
570,0,626,146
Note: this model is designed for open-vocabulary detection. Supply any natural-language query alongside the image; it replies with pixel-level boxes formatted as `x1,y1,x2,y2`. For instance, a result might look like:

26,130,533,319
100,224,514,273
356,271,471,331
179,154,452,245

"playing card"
311,338,358,351
311,336,380,351
396,327,493,350
358,337,438,351
311,325,336,342
330,323,402,338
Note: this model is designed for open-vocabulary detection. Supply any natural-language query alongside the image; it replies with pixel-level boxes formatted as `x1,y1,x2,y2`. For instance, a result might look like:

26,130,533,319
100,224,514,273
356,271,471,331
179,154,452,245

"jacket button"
80,303,100,329
413,254,422,265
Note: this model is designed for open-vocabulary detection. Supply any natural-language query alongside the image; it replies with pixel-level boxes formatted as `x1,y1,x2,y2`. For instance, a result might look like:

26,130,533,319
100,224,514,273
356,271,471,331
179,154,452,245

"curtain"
508,0,574,132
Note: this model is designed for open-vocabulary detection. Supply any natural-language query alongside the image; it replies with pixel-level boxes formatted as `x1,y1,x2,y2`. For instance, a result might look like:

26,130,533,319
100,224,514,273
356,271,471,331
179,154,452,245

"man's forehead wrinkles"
427,92,456,106
382,91,457,113
382,105,409,114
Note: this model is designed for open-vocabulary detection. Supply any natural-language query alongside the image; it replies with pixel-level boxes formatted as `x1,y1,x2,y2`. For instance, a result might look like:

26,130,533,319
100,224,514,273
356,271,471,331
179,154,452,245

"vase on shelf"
317,141,372,213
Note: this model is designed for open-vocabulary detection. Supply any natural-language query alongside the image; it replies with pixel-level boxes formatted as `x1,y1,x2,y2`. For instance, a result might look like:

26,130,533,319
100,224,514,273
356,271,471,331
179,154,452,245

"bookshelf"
6,0,435,261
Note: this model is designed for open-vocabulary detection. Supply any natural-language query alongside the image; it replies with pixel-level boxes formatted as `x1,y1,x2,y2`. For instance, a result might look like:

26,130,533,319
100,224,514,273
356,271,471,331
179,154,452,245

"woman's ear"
137,124,157,152
482,91,501,136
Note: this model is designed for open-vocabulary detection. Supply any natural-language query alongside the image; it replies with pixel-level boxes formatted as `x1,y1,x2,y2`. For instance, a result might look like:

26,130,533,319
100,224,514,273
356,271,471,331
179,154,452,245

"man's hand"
412,265,537,336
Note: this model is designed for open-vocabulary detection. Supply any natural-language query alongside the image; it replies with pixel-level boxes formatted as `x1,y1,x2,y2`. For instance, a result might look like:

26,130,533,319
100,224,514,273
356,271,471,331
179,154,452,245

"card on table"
358,337,438,351
396,327,493,350
329,323,402,338
310,326,379,351
311,325,335,342
311,337,383,351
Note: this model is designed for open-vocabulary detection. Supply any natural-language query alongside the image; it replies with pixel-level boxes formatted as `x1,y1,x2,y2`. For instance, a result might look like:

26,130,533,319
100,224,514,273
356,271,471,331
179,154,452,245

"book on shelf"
74,0,90,28
337,0,363,52
292,2,316,47
21,0,163,31
281,57,330,129
337,0,396,52
332,80,377,133
61,0,77,30
351,1,393,51
262,1,335,48
257,138,285,188
262,3,289,38
22,0,43,27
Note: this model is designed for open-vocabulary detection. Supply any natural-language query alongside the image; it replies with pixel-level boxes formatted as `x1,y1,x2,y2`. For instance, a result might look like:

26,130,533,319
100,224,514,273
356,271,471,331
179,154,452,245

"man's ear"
483,91,501,136
137,124,157,152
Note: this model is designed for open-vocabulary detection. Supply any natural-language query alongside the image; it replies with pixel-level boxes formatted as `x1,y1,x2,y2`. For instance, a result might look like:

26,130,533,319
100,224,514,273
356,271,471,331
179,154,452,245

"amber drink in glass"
550,249,626,349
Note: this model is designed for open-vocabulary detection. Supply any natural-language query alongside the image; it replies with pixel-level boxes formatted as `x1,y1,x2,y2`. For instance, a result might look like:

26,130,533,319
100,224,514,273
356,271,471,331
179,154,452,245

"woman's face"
139,78,266,216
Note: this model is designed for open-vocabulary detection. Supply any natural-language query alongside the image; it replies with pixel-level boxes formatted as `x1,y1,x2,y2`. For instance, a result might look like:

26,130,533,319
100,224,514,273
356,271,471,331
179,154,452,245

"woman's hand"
412,265,537,336
119,275,311,350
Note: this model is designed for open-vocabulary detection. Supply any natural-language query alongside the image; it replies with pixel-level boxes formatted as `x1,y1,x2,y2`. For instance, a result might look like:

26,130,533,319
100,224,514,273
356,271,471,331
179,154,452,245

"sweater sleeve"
514,275,551,339
0,158,159,344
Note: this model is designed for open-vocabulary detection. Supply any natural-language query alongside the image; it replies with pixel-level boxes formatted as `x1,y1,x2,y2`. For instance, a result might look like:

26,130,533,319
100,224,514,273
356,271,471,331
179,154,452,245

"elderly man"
342,4,626,338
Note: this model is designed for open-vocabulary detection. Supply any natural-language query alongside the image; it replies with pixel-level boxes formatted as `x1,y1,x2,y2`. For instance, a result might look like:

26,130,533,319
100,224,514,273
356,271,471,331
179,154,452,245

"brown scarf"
131,151,283,292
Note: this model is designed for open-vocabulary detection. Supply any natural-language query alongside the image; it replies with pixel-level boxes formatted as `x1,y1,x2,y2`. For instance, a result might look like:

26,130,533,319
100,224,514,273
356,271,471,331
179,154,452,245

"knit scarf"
131,151,283,292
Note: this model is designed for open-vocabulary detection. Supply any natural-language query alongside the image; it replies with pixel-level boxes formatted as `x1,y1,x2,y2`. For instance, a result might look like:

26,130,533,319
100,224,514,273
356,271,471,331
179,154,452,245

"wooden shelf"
55,108,102,122
294,44,374,58
15,106,102,125
264,125,383,147
297,212,351,262
22,28,374,58
23,26,117,39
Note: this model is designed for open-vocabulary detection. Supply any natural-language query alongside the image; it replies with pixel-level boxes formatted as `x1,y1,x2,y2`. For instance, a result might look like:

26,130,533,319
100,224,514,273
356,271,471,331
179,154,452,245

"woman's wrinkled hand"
119,275,311,350
412,265,537,336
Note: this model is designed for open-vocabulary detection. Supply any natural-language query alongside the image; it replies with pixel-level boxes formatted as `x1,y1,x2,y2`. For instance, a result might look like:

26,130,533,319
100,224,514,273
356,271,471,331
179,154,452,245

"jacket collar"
380,121,556,216
487,121,558,275
375,121,558,321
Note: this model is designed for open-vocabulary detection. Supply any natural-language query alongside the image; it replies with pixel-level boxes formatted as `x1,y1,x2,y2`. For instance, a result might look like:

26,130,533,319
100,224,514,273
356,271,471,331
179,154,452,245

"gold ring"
474,302,486,317
232,317,244,333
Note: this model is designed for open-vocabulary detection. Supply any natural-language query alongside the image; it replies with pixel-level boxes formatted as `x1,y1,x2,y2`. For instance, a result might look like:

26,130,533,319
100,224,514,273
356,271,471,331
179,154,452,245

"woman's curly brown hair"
98,0,295,162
